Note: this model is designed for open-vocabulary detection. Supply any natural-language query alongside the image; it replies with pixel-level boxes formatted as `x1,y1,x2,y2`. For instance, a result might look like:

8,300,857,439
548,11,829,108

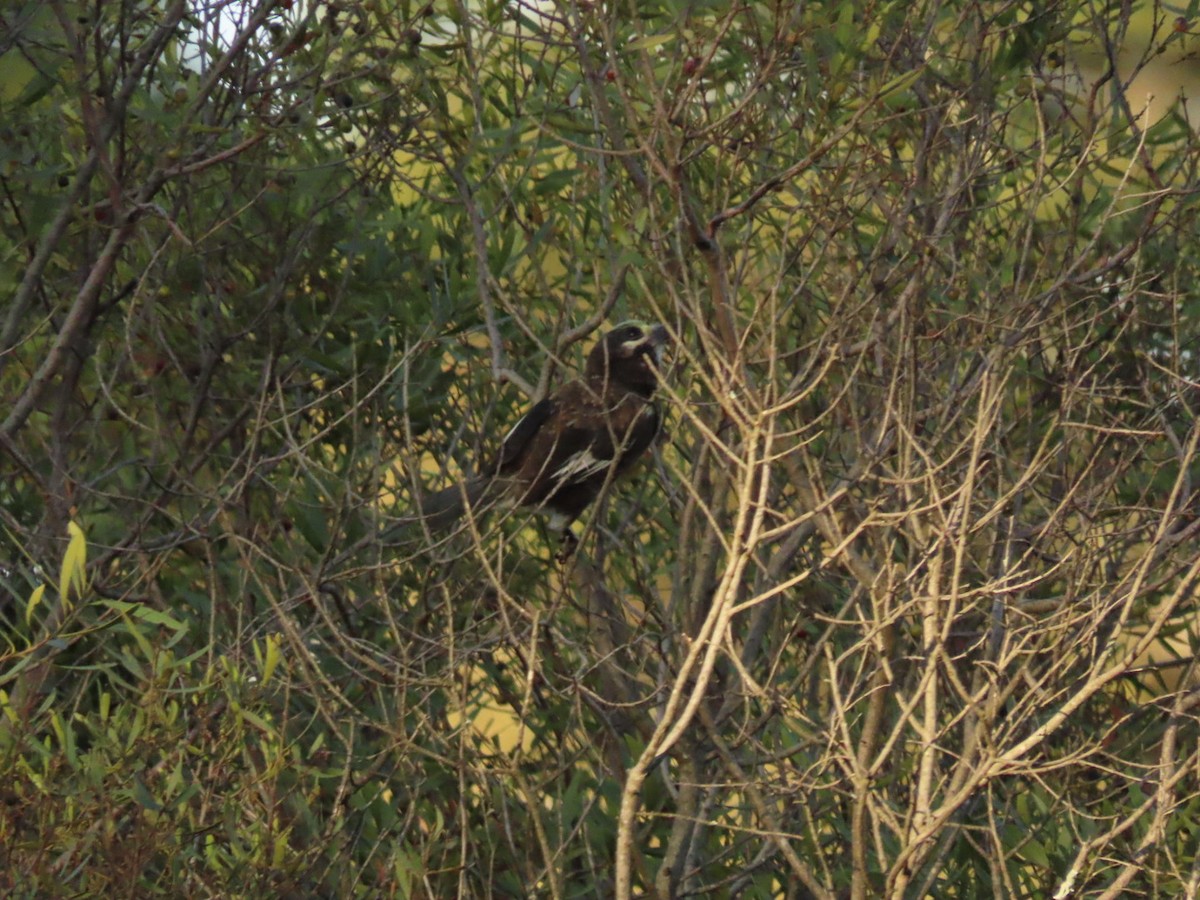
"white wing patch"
552,449,613,483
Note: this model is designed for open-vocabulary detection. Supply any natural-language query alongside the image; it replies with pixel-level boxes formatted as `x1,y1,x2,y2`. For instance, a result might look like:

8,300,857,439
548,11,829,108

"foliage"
4,0,1200,897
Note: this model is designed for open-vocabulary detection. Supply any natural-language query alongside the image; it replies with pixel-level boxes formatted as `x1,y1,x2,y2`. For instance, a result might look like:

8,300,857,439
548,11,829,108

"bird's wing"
549,442,613,484
497,397,556,470
547,399,659,486
614,403,660,475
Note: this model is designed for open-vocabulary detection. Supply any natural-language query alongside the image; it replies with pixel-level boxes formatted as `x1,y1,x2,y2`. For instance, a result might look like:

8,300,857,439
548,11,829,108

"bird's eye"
621,326,642,340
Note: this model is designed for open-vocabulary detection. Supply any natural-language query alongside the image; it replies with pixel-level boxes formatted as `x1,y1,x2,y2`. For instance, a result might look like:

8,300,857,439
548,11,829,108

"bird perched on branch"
412,322,670,551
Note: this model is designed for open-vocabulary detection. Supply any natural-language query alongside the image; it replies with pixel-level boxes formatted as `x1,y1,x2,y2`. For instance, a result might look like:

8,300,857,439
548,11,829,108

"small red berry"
1175,16,1189,32
604,68,616,82
683,57,699,76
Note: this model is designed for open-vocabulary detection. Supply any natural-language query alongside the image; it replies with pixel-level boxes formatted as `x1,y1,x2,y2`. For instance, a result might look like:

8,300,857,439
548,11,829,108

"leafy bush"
4,0,1200,897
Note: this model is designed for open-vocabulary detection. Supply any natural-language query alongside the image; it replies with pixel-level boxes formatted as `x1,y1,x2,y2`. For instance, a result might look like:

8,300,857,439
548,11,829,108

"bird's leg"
555,529,579,563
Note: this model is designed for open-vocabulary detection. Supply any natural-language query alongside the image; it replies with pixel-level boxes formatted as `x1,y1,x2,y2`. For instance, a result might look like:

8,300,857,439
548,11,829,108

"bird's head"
586,321,670,396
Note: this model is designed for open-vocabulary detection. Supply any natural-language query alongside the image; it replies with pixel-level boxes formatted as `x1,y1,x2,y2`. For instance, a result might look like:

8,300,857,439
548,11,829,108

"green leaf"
59,521,88,608
260,633,282,686
627,33,674,51
133,775,163,811
25,582,45,626
533,168,578,196
1021,837,1051,868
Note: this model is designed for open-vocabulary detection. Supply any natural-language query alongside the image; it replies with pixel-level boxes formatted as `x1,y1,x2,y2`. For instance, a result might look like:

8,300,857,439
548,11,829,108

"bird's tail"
406,476,494,536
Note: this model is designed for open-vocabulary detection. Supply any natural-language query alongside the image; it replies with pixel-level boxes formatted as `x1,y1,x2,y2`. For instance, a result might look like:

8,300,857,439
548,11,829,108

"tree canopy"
5,0,1200,896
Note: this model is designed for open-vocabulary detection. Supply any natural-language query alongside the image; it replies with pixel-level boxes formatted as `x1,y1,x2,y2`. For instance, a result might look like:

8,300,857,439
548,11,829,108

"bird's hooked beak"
644,324,670,368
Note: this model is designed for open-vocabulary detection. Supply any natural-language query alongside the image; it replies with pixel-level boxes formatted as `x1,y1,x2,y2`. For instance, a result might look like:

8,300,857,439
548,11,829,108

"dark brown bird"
413,322,670,548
